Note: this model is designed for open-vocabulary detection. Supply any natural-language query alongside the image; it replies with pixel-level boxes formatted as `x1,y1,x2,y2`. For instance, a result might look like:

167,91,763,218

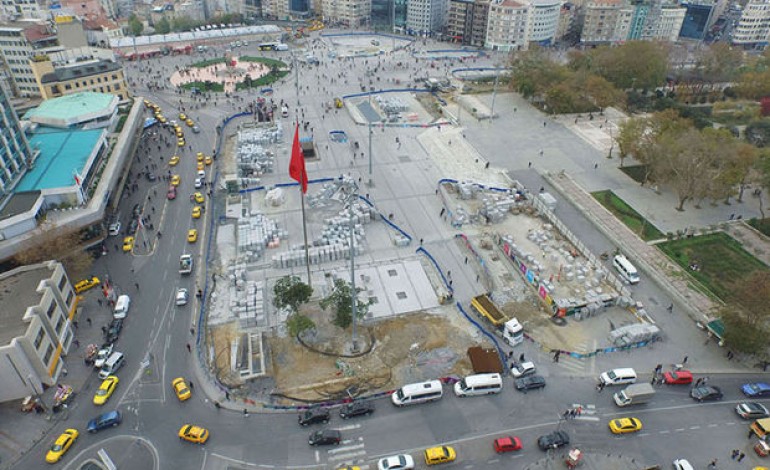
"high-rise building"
732,0,770,48
321,0,372,26
581,0,626,44
528,0,562,44
406,0,448,35
0,82,31,197
485,0,529,50
371,0,393,29
0,22,61,98
446,0,490,46
0,0,43,21
679,0,714,39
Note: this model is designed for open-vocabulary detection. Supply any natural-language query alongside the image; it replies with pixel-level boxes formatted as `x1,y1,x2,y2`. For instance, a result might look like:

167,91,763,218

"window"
46,302,56,319
58,275,67,291
65,290,73,306
55,316,64,334
34,329,44,349
43,344,54,364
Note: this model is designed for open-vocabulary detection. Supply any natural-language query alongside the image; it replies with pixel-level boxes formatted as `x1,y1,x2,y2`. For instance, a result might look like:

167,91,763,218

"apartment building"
0,22,62,98
321,0,372,26
0,82,31,197
406,0,448,35
485,0,529,50
446,0,490,46
0,0,43,21
0,260,78,404
29,54,129,101
528,0,562,43
732,0,770,48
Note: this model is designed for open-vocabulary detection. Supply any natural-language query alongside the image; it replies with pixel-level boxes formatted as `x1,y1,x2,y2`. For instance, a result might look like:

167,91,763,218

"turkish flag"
289,123,307,193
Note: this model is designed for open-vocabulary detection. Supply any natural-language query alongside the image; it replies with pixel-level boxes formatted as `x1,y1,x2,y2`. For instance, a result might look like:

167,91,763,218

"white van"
281,105,289,118
275,44,289,51
600,368,637,386
392,380,443,406
613,254,640,284
453,373,503,397
98,352,125,379
113,295,130,319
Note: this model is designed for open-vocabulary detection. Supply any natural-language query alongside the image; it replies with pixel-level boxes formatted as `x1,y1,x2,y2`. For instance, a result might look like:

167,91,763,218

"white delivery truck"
613,383,655,407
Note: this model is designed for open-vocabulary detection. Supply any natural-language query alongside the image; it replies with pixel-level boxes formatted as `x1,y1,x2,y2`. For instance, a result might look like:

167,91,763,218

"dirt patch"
210,322,241,386
265,313,485,404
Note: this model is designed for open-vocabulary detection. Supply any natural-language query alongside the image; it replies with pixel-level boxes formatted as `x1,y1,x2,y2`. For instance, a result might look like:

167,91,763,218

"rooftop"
23,92,116,127
110,24,282,48
19,128,104,191
0,191,41,222
0,263,53,345
39,59,121,84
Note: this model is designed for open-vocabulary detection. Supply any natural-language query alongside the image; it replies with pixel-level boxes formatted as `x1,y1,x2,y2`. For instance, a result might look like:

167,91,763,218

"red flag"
289,123,307,193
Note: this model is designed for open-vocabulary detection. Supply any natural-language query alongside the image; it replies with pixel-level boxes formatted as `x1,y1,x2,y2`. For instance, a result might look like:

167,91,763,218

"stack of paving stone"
227,274,266,328
375,95,409,113
237,212,284,261
236,126,282,176
456,182,477,200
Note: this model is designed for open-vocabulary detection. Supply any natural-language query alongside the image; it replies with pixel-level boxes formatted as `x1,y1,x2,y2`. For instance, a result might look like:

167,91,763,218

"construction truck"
470,294,524,346
179,254,193,275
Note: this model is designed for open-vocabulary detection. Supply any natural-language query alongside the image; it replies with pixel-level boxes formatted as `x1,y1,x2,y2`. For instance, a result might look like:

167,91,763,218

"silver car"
175,288,189,306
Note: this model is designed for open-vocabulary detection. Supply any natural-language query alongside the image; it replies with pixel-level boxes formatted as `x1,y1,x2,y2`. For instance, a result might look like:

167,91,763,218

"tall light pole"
348,192,359,352
489,70,500,120
368,122,373,186
293,53,301,107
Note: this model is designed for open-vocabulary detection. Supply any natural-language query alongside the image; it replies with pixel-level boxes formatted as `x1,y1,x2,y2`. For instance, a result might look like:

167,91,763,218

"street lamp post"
490,71,500,120
348,193,359,353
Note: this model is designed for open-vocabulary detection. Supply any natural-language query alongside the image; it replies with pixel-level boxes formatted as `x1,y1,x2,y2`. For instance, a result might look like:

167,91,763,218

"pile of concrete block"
236,125,283,176
227,273,266,329
375,95,409,113
265,187,285,207
237,212,285,261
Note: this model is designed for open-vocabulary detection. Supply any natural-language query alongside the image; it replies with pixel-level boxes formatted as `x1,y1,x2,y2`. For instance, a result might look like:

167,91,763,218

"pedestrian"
464,257,468,264
727,351,734,360
102,325,108,333
731,449,739,460
440,208,445,217
750,429,755,439
73,320,78,329
186,343,191,353
190,327,195,336
97,299,102,306
86,318,92,327
225,390,230,400
594,163,598,169
702,376,709,385
73,339,80,348
682,355,688,365
708,459,717,469
528,161,532,168
738,453,746,462
563,410,570,419
135,282,140,290
420,238,423,245
189,381,194,390
651,376,656,385
667,303,674,312
508,351,514,359
214,402,221,409
695,378,702,387
243,408,248,416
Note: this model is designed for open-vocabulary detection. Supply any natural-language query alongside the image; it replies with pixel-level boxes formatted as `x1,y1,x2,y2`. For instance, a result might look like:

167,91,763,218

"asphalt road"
15,34,767,470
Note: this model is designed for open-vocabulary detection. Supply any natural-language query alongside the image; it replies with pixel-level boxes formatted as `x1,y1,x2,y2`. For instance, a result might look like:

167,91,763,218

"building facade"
485,0,529,50
528,0,562,44
0,82,30,196
0,0,42,21
581,0,623,43
29,55,129,101
321,0,372,26
446,0,490,46
0,23,62,98
406,0,448,35
732,0,770,48
0,261,77,404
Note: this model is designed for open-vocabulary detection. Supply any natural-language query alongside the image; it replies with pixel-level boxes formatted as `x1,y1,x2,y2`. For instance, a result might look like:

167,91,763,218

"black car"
736,403,770,419
339,401,375,419
298,408,330,426
104,319,123,343
515,375,546,392
691,385,723,402
87,410,122,433
308,429,341,446
537,430,570,451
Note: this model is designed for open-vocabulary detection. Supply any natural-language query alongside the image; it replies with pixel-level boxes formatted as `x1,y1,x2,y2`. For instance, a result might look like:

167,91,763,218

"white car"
673,459,694,470
197,170,206,179
378,454,414,470
175,288,189,306
108,222,121,236
510,361,536,378
94,344,114,368
194,178,203,189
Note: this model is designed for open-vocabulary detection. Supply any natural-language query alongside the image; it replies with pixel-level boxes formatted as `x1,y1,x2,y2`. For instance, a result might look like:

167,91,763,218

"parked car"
537,430,570,451
108,222,121,236
167,186,177,200
104,319,123,343
510,361,536,378
742,383,770,398
493,436,522,453
691,385,723,402
673,459,695,470
663,370,693,385
736,403,770,419
299,408,330,426
424,446,456,465
93,343,114,368
74,276,100,294
339,401,375,419
308,429,341,446
515,375,546,392
87,410,122,433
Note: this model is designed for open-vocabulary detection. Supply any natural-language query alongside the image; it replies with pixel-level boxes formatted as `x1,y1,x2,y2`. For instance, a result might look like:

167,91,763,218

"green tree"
588,41,669,90
273,275,313,312
721,307,768,354
286,313,315,337
128,14,144,37
319,278,370,329
172,15,197,32
155,16,171,34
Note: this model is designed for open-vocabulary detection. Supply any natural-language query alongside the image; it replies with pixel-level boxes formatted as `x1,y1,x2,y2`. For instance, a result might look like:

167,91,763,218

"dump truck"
613,383,655,407
179,254,193,275
470,294,524,346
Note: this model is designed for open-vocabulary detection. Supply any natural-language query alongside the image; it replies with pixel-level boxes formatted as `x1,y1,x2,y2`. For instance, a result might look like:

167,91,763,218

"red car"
493,436,522,453
664,370,693,385
167,185,177,200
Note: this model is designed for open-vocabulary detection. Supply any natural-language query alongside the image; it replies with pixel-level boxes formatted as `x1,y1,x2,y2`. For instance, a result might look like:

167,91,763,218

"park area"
171,56,289,93
657,232,770,303
592,190,664,241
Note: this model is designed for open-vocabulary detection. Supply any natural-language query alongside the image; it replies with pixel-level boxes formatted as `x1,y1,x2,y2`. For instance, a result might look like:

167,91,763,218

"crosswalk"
319,423,371,469
547,340,598,377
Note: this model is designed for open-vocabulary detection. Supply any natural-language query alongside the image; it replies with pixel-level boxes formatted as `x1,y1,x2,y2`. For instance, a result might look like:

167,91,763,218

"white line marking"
334,423,362,431
329,444,365,454
315,450,320,463
329,450,367,462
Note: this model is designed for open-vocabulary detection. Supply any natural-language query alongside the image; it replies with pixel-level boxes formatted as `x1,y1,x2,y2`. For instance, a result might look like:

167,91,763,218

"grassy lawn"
657,232,770,303
234,71,289,91
190,58,226,68
239,56,287,68
592,190,664,241
619,165,650,185
180,81,224,92
748,218,770,237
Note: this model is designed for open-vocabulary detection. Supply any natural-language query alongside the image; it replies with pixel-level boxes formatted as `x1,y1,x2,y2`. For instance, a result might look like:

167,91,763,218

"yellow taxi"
171,175,181,186
187,229,198,243
144,99,152,108
74,276,100,294
177,138,185,147
122,236,134,252
192,206,201,219
194,192,204,204
172,377,192,401
424,446,457,465
158,115,167,124
45,429,78,463
93,375,119,405
337,467,361,470
197,161,205,171
176,129,184,139
178,424,209,444
205,155,213,166
169,155,180,166
186,118,195,127
179,113,187,121
197,152,204,162
609,417,642,434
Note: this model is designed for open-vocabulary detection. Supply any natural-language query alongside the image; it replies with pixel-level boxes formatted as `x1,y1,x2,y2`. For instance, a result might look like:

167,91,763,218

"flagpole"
300,187,311,288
